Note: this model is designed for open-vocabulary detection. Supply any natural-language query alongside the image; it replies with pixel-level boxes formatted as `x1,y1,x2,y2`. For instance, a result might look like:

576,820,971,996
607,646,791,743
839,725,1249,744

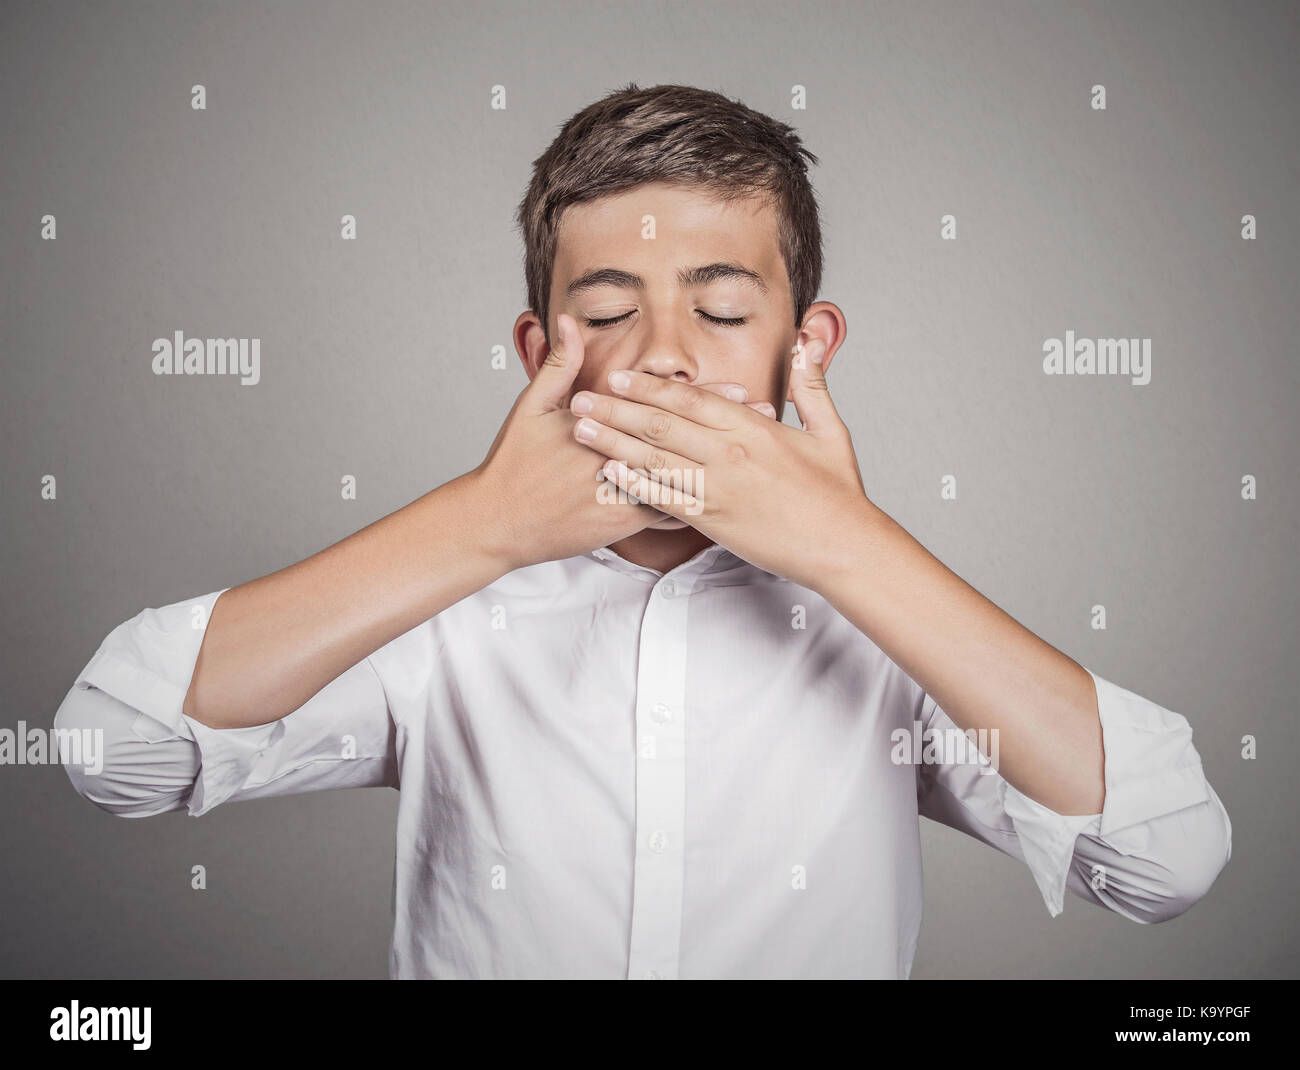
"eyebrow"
566,262,769,298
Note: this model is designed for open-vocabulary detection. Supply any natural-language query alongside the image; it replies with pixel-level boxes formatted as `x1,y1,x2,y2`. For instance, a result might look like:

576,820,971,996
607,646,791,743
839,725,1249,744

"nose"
627,311,698,382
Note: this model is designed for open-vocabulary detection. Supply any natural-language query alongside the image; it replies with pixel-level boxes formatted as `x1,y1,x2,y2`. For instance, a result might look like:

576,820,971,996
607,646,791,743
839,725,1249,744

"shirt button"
648,830,667,853
651,702,672,724
660,579,677,598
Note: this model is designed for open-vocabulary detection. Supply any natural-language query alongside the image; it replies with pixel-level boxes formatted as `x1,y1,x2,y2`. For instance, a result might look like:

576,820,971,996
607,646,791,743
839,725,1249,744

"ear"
784,301,848,404
514,310,551,380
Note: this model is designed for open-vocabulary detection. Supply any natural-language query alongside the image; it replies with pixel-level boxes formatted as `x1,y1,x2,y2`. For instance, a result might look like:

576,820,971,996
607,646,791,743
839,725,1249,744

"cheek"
570,365,609,397
735,350,786,407
722,336,789,401
767,358,787,398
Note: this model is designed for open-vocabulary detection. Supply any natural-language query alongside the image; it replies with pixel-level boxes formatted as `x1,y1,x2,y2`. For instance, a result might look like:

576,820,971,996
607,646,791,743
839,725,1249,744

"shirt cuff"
999,667,1211,917
76,588,280,817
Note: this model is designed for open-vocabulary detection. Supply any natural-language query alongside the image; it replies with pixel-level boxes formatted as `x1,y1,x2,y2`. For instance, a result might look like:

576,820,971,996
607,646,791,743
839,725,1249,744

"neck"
608,525,715,574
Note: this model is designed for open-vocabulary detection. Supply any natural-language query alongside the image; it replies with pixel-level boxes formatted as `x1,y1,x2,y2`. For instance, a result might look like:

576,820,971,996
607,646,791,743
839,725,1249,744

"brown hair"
515,83,822,343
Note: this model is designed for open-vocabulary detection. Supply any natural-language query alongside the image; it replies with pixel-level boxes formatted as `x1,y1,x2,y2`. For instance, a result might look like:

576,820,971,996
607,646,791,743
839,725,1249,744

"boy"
54,83,1231,979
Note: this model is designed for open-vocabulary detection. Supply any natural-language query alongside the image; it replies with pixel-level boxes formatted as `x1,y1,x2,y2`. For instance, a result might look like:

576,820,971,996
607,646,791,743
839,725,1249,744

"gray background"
2,0,1295,978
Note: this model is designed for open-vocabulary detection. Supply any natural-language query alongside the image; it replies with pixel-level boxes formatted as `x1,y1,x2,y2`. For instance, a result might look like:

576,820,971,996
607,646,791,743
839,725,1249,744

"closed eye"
584,312,635,328
697,311,748,327
583,310,749,328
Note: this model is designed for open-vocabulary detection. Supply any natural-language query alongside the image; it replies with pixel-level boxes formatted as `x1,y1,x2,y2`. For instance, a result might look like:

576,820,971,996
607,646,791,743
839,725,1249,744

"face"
515,181,842,533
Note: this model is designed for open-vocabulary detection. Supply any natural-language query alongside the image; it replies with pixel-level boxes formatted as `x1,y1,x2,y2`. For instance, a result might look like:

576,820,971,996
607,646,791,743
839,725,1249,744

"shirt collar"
583,542,747,584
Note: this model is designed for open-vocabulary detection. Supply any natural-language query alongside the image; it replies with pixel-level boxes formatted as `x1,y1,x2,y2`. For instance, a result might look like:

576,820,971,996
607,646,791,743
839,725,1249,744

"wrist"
814,495,892,595
449,467,525,576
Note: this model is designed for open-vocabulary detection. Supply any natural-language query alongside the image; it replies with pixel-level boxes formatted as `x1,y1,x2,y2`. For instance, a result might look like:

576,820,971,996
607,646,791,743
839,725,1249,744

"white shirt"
53,542,1232,978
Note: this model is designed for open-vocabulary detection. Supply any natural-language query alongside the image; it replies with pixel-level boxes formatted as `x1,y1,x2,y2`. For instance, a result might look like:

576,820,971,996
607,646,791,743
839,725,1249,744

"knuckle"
646,450,670,473
647,413,672,439
677,388,705,412
725,440,749,464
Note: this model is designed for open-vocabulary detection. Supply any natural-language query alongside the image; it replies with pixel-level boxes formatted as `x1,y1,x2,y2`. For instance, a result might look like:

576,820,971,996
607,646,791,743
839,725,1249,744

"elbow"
1139,790,1233,924
53,685,111,813
52,684,196,819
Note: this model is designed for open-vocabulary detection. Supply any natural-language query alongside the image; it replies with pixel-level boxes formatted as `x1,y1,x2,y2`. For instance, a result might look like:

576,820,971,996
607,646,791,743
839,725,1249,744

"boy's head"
516,83,826,344
511,83,846,534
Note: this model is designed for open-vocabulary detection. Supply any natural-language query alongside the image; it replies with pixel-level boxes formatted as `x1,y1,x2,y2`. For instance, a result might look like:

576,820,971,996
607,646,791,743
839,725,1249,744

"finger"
573,415,700,487
606,369,743,431
788,337,844,435
571,379,755,463
602,459,699,520
526,313,585,414
592,465,668,526
571,393,718,462
697,381,751,404
701,382,780,422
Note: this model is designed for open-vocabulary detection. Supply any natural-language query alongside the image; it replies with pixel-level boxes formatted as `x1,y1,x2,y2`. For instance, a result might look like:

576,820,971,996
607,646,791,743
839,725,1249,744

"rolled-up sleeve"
54,589,398,818
916,667,1232,923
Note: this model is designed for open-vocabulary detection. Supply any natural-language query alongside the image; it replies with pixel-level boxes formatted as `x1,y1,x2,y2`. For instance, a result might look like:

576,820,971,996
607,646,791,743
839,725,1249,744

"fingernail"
608,370,631,392
575,418,598,442
571,393,593,415
725,385,748,402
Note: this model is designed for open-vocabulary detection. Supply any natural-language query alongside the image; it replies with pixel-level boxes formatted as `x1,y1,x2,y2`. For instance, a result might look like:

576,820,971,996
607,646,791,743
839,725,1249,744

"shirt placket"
626,570,695,980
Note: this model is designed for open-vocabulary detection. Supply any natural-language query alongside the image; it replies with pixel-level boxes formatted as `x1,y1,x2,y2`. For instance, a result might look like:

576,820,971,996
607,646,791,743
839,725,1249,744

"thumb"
526,313,585,414
787,337,842,435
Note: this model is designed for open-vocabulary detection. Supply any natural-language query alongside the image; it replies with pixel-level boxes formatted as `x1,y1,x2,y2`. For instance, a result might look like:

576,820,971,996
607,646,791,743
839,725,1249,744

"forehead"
553,181,785,284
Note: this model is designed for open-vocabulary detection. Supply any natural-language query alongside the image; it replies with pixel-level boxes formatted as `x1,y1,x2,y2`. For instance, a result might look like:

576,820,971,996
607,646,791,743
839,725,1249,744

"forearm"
183,470,511,730
822,501,1105,815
